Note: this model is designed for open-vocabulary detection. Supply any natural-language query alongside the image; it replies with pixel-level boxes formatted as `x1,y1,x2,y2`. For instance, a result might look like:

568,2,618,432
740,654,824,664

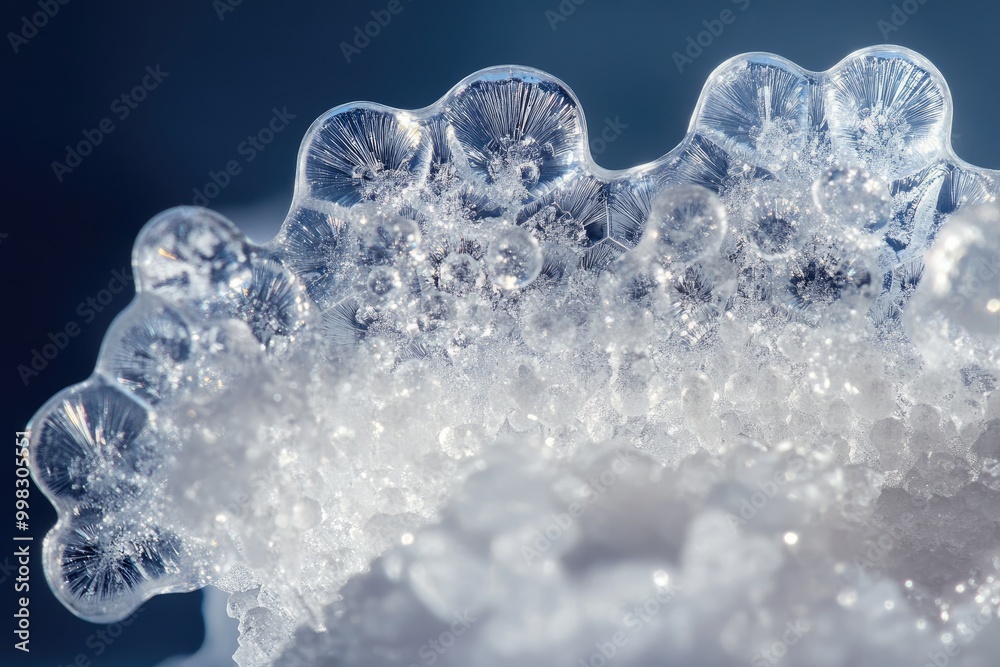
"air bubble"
744,190,803,261
366,266,402,301
640,184,727,265
485,226,543,290
813,166,892,233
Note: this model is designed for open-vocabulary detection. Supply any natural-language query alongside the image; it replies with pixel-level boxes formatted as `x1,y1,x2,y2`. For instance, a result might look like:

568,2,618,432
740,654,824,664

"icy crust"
274,442,1000,667
26,46,1000,666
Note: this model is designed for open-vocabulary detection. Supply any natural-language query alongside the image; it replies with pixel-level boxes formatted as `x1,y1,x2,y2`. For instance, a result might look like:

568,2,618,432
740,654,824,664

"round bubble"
641,184,727,265
744,190,803,261
366,266,402,301
812,166,891,232
358,215,421,261
486,226,543,290
911,203,1000,337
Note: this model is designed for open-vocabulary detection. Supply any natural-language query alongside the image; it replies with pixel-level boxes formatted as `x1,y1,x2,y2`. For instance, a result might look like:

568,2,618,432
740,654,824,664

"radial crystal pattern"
27,46,1000,667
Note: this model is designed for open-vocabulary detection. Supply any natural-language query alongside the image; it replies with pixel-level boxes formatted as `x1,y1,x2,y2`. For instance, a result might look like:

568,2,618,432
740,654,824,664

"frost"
27,46,1000,666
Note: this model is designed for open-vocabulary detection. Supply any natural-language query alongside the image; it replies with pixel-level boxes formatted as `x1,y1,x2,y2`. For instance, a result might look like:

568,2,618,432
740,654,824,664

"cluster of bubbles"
27,46,1000,667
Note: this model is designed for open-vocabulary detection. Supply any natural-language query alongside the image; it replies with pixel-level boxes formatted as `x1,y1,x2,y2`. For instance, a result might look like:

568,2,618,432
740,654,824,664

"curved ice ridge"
27,46,1000,667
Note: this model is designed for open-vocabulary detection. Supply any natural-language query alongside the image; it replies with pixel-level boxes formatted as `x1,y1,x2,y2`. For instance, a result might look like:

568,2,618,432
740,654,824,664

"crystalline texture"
97,299,193,405
303,106,431,206
26,46,1000,667
33,381,155,504
443,68,586,201
691,54,811,171
134,207,252,307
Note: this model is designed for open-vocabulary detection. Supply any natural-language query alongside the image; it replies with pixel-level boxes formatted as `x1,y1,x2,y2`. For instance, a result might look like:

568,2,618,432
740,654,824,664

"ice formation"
28,46,1000,667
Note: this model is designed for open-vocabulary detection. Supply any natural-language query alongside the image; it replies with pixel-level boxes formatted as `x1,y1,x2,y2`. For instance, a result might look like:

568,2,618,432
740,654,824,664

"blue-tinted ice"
26,46,1000,667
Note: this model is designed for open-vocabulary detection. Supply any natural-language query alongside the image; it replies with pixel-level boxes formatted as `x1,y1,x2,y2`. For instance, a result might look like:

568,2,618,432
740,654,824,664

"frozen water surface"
27,46,1000,666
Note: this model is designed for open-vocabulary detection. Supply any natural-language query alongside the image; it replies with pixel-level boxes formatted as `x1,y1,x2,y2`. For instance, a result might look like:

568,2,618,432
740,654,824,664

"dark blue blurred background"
3,0,999,664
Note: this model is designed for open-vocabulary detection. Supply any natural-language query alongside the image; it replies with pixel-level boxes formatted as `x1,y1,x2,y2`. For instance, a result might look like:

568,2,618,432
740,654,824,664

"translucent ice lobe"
302,105,430,206
607,171,664,248
47,508,194,623
226,258,311,349
277,206,349,307
443,69,586,200
134,207,252,306
27,379,208,623
826,50,950,179
31,380,155,505
98,298,192,405
517,174,609,245
693,55,811,170
666,134,773,194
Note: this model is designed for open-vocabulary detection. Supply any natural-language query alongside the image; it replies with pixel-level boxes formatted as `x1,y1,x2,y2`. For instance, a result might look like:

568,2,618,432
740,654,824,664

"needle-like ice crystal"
28,46,1000,666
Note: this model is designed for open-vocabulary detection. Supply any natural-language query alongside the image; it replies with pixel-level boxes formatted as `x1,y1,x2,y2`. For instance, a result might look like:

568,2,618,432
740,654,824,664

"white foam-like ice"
28,45,1000,666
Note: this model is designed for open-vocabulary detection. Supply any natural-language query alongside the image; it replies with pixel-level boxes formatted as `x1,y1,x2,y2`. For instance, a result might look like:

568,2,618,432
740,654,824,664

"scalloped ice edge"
27,377,204,623
26,44,997,623
280,43,995,257
288,44,977,213
688,45,955,160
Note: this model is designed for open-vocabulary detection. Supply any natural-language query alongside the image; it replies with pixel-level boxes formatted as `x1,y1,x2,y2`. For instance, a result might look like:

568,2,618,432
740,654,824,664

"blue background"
3,0,999,664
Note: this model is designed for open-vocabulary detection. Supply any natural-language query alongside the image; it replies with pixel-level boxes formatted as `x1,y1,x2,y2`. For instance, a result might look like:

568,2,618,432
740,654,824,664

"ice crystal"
28,46,1000,667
